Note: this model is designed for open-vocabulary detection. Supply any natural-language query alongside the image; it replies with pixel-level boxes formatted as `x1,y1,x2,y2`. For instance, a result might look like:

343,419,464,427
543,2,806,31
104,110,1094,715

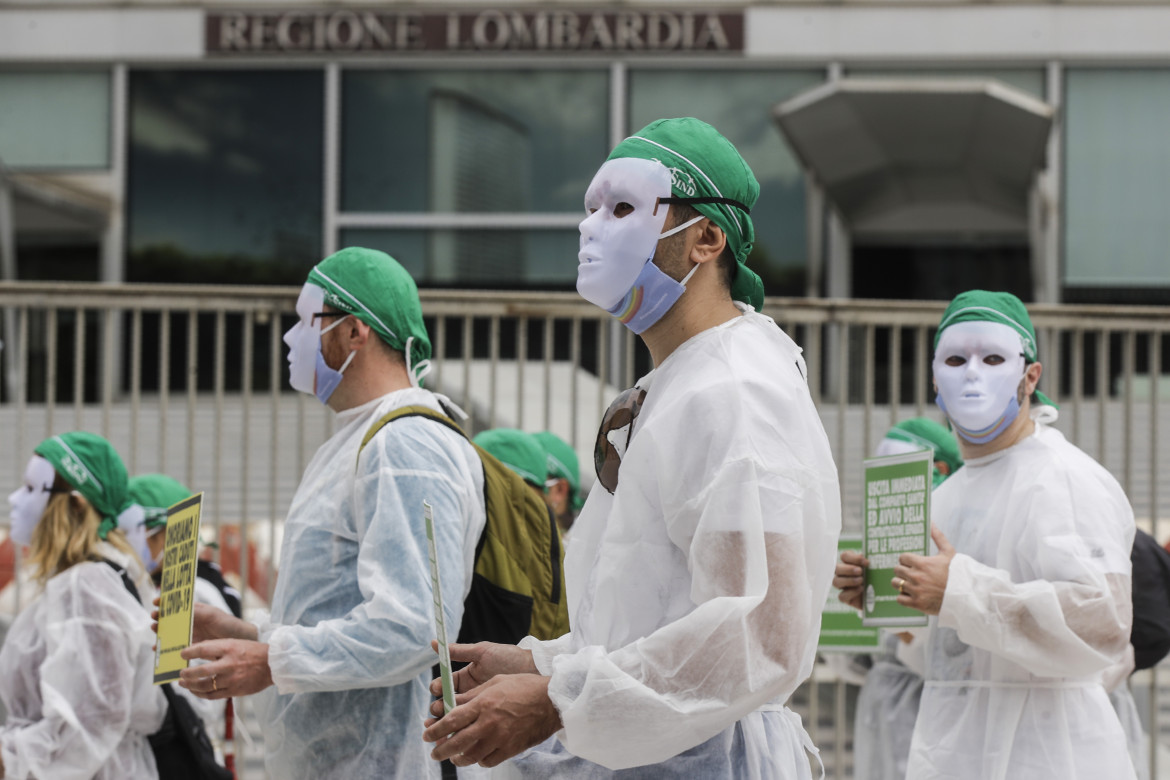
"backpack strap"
358,404,491,564
101,558,142,604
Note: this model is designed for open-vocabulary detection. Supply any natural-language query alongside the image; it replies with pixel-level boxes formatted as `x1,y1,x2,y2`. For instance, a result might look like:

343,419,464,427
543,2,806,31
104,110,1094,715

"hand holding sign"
892,524,956,616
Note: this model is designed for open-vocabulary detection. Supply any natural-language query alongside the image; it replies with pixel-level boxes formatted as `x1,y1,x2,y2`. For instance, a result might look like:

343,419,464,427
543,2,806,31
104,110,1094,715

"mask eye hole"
612,202,634,219
944,356,966,367
983,354,1005,366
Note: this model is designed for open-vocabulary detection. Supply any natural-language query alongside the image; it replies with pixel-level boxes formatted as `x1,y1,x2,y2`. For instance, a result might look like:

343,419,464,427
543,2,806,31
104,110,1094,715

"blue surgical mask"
935,392,1020,445
313,315,356,404
607,259,701,335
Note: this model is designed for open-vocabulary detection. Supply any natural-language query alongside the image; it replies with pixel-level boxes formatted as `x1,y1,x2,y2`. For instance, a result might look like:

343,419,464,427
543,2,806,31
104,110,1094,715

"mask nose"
283,321,301,350
579,210,604,243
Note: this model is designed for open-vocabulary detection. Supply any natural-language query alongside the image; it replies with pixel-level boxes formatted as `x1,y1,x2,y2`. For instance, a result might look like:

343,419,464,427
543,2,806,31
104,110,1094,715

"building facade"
2,1,1169,305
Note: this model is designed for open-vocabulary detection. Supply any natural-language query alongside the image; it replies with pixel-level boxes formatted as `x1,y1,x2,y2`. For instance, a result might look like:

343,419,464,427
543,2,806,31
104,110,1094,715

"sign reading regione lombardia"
205,9,744,54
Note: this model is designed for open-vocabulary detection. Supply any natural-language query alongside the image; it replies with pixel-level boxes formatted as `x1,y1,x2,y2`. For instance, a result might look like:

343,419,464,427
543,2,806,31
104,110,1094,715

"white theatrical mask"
284,283,327,395
933,321,1027,441
874,437,925,458
577,157,675,311
7,455,57,546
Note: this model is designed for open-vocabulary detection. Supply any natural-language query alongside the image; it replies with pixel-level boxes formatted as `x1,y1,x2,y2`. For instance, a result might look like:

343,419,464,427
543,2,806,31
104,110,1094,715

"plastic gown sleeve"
544,455,824,770
0,566,150,780
939,555,1132,679
266,423,474,693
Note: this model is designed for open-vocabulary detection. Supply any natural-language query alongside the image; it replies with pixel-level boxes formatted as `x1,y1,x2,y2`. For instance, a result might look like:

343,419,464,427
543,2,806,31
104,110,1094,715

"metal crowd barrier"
0,282,1167,778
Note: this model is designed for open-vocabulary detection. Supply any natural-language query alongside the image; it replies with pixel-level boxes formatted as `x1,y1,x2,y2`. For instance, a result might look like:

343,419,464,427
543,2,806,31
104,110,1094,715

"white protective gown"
906,422,1137,780
254,388,486,780
0,542,167,779
853,632,924,780
511,307,841,777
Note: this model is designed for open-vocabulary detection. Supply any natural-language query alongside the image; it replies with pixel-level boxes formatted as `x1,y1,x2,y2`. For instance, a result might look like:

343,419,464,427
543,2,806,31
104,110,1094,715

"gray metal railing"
1,281,1168,778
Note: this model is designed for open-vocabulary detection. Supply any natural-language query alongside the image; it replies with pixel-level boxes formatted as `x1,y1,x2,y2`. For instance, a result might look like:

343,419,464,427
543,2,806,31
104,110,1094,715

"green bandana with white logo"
34,432,133,540
608,117,764,310
307,247,432,382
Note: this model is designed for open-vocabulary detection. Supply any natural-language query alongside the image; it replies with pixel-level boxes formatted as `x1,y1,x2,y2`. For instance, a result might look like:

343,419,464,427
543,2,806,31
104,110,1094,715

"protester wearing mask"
852,417,960,780
1,432,166,778
834,290,1137,780
532,431,583,535
176,247,487,780
423,117,841,777
131,474,241,617
473,429,548,492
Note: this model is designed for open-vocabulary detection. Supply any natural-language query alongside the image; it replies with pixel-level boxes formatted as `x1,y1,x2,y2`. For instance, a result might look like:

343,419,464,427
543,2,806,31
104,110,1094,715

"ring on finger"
211,674,218,692
894,577,905,594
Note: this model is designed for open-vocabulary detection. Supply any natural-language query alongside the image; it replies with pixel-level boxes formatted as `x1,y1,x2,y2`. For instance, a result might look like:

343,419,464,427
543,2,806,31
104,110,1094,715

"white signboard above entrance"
204,9,744,54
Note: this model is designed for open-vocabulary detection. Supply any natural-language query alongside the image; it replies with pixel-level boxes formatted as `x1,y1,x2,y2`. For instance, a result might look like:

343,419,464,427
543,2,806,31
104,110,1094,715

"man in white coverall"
177,247,487,779
834,290,1137,780
423,117,842,777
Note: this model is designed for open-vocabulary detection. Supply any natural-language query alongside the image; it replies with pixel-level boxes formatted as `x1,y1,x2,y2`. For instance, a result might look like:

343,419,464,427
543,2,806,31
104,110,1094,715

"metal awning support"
0,162,16,401
774,79,1054,239
0,163,14,283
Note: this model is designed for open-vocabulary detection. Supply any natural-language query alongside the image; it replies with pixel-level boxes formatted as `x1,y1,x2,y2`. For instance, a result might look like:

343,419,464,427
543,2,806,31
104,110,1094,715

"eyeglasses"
311,311,348,323
594,386,647,494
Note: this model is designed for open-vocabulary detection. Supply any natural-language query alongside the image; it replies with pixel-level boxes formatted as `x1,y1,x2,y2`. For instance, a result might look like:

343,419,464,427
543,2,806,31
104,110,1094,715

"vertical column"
804,174,824,299
103,65,129,401
607,61,629,389
0,160,18,402
103,64,128,285
323,62,340,259
1033,61,1063,305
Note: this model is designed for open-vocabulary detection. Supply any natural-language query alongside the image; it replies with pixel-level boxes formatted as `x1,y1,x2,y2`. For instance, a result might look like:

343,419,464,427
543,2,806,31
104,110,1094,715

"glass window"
127,70,324,284
628,68,824,295
0,71,111,169
342,69,609,213
340,228,580,287
845,67,1046,99
1065,69,1170,288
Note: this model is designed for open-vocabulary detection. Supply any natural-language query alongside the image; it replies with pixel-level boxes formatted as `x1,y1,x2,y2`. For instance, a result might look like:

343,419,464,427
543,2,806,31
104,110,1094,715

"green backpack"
359,405,570,644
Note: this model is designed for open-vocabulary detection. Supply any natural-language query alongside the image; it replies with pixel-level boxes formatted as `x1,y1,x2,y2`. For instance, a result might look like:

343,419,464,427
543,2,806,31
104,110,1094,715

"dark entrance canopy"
773,79,1053,237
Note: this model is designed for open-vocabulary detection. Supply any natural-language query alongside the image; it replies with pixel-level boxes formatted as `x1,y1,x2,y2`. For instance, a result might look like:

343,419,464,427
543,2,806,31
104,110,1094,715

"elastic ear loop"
320,314,358,376
658,214,706,286
658,214,705,240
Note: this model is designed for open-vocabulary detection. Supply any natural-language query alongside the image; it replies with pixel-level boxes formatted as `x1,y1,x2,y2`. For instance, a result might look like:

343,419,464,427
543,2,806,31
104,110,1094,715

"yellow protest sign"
153,492,204,684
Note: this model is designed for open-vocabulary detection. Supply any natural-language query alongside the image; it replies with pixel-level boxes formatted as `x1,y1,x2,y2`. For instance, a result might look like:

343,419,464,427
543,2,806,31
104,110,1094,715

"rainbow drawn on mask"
612,286,644,324
937,393,1020,445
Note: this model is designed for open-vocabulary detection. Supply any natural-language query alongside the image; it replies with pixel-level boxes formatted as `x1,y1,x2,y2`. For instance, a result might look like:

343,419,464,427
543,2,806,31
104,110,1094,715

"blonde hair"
28,493,138,585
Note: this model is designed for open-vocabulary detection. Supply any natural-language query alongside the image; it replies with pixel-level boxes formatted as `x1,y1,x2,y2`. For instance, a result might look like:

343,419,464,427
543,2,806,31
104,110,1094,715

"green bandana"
935,290,1038,361
473,429,547,488
34,432,132,540
533,431,583,512
608,118,764,310
884,417,963,487
935,290,1057,409
307,247,432,384
129,474,193,531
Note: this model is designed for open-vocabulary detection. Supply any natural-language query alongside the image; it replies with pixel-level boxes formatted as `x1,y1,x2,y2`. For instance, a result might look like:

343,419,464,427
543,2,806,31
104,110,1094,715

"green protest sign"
862,451,931,627
820,535,881,652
